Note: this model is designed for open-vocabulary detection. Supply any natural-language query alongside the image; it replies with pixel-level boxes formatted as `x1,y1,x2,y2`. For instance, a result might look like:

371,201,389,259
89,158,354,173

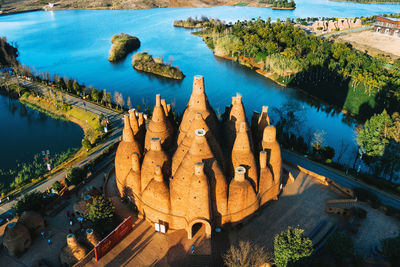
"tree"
274,226,313,267
13,191,44,216
73,80,80,94
311,129,326,153
223,241,273,267
86,196,115,233
66,79,73,92
52,180,63,193
127,96,132,110
91,88,101,103
65,167,85,186
82,137,92,150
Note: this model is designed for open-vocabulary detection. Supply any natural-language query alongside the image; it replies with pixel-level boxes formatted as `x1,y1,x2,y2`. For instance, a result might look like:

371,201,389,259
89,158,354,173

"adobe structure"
312,18,362,32
114,75,282,239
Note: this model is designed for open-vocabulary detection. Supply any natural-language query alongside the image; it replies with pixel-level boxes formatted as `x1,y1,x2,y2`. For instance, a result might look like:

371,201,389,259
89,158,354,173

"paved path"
282,150,400,208
0,78,123,216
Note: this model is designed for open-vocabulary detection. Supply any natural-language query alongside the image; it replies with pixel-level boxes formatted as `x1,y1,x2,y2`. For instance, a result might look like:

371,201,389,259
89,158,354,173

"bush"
223,240,273,267
381,234,400,264
65,167,85,186
13,191,44,216
82,137,92,150
321,146,335,160
324,231,354,257
52,181,63,193
274,226,313,267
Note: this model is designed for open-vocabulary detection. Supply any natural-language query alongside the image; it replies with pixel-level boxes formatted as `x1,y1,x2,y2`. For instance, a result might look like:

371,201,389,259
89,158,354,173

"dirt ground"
335,30,400,59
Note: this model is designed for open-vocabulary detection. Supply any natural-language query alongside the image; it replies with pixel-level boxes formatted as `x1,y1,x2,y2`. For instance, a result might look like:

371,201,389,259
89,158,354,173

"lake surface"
0,1,398,164
0,94,83,181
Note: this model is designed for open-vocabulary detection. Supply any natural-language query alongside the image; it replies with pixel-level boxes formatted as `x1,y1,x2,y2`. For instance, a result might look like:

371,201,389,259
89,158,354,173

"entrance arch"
187,218,212,239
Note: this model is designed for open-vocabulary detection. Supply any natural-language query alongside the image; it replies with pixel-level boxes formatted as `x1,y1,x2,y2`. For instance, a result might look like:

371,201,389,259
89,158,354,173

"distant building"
374,16,400,37
312,18,362,32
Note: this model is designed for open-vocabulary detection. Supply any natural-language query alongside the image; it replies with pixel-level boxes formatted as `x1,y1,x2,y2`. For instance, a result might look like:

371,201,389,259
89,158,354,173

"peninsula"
132,52,185,80
108,33,140,62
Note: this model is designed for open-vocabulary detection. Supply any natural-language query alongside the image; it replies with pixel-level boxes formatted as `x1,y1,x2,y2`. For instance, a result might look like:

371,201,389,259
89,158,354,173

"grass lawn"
234,2,249,6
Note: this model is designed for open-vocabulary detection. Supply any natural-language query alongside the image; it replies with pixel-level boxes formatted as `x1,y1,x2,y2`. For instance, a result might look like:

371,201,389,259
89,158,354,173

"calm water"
0,1,399,164
0,94,83,175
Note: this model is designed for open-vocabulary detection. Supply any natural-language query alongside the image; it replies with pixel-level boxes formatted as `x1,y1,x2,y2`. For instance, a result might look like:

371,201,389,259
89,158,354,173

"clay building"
374,16,400,37
114,75,283,239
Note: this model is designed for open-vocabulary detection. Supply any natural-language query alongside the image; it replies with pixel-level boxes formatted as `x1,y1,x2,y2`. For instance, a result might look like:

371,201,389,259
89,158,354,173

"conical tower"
177,75,219,146
170,129,227,228
115,115,141,184
257,151,275,206
145,94,174,151
231,122,258,191
128,108,140,136
261,126,282,185
141,137,171,192
224,93,247,152
255,106,270,147
187,162,211,223
142,165,170,223
228,166,259,223
124,152,141,199
172,113,225,175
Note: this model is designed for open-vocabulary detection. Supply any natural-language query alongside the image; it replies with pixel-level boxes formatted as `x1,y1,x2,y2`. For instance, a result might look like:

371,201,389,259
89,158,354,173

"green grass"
343,80,376,116
234,2,249,6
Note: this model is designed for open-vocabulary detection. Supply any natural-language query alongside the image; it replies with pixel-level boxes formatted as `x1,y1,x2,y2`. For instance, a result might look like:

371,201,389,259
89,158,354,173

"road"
0,78,124,216
282,150,400,208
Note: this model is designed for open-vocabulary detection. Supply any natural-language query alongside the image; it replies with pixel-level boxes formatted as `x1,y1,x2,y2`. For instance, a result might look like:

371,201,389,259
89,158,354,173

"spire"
128,109,139,135
144,94,173,151
161,99,168,117
138,112,144,127
122,115,134,142
178,75,219,146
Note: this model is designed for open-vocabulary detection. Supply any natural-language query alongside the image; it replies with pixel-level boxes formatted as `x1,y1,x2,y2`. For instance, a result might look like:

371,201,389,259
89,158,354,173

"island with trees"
259,0,296,9
173,17,224,29
108,33,140,62
330,0,399,3
132,52,184,80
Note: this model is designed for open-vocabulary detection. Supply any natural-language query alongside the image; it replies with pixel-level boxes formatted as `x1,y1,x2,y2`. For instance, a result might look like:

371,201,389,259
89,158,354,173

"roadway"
282,150,400,208
0,78,124,216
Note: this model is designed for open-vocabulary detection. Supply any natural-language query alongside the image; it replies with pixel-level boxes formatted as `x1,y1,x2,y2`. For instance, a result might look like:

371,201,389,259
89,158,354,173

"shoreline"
329,0,400,3
212,52,358,121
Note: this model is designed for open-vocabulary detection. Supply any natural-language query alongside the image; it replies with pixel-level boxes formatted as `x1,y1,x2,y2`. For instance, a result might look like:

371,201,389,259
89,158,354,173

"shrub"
321,146,335,160
274,226,313,267
82,137,92,150
52,181,63,193
324,231,354,257
223,240,273,267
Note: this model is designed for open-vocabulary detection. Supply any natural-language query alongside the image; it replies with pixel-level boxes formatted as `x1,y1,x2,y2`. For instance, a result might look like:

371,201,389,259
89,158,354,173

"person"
191,245,195,254
48,239,51,245
41,232,45,239
70,220,73,226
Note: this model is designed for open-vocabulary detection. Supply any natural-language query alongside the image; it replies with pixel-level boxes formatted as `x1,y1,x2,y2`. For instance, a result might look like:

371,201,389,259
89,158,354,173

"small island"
108,33,140,62
132,52,185,80
259,0,296,9
173,17,224,29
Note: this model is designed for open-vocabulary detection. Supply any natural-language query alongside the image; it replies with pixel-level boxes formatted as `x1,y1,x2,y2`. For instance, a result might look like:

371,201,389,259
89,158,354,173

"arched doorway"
187,219,212,239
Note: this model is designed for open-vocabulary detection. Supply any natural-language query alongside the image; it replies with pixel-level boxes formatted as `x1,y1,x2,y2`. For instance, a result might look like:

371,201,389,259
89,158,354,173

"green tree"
91,88,101,103
274,226,313,267
66,79,73,92
73,80,80,94
82,137,92,150
65,167,85,186
13,191,44,216
86,196,115,233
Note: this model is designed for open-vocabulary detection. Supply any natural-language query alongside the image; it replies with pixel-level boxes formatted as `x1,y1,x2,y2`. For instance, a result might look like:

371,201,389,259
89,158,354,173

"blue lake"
0,1,399,166
0,94,83,181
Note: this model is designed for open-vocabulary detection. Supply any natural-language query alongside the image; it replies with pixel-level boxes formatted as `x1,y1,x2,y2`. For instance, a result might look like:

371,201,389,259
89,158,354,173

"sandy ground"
336,30,400,59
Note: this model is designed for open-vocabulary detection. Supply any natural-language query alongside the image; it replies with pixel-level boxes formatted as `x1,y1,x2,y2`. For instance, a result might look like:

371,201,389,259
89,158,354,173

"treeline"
259,0,296,8
195,18,400,117
0,37,18,67
173,16,224,29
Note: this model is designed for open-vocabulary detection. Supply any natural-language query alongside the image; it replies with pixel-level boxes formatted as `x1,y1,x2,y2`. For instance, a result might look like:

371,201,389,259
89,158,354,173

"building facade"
374,16,400,37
